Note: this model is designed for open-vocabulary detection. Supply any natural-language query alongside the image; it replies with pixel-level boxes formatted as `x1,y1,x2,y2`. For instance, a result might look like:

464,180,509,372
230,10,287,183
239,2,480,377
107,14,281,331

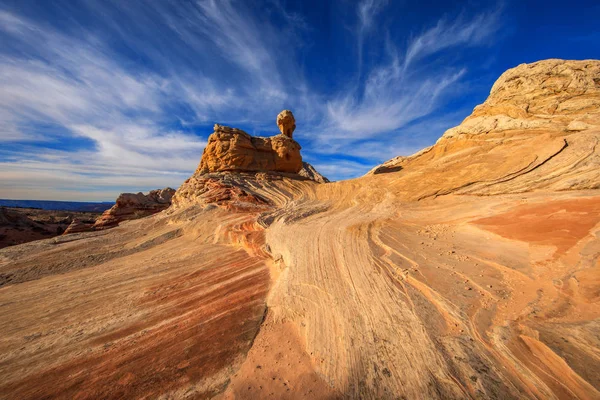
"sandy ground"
217,314,341,399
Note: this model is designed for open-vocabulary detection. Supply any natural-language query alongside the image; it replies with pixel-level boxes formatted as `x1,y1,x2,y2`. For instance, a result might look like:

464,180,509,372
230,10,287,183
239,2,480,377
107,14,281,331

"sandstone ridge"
443,59,600,139
93,187,175,229
368,59,600,198
298,161,330,183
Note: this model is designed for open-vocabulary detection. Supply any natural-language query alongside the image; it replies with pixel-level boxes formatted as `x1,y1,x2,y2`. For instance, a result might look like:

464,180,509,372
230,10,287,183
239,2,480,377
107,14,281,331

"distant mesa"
92,187,175,230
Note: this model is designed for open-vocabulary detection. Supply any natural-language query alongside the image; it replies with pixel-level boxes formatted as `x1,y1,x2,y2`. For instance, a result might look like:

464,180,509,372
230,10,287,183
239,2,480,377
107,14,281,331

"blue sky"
0,0,599,201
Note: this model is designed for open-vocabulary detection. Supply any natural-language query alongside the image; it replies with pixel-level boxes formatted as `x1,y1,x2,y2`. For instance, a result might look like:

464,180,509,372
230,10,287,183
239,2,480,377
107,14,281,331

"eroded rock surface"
371,59,600,197
443,59,600,139
1,59,599,400
93,187,175,229
1,207,99,248
276,109,296,138
298,161,330,183
63,218,94,235
198,124,302,174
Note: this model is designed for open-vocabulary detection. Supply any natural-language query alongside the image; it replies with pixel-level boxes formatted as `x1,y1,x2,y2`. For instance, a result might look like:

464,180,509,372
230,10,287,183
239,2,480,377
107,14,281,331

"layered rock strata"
298,161,330,183
369,59,600,197
197,124,302,174
63,218,93,235
443,59,600,139
93,187,175,229
1,60,599,400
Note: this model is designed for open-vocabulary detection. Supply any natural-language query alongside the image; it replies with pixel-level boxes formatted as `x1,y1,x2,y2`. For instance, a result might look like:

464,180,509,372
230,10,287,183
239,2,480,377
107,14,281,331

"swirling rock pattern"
0,59,599,399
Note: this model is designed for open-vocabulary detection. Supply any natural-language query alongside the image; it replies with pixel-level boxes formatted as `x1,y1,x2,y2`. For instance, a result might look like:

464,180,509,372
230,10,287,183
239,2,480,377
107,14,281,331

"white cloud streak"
403,10,501,71
0,1,504,196
0,1,304,199
314,6,501,150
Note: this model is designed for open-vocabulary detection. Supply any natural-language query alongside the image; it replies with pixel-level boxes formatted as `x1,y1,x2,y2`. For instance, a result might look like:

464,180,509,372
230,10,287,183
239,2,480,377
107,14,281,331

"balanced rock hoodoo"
197,110,303,174
276,109,296,138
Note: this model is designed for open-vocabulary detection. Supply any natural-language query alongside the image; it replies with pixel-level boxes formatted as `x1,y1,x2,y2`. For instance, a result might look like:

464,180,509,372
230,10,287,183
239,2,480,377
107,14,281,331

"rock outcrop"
0,207,51,248
173,112,328,211
298,162,330,183
93,187,175,229
4,60,600,400
276,109,296,138
1,207,100,247
197,124,302,174
369,59,600,197
442,59,600,139
366,155,407,175
62,218,93,235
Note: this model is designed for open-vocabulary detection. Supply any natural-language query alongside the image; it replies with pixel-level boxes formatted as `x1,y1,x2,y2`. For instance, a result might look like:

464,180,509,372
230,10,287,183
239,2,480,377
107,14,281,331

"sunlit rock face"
368,59,600,195
298,161,330,183
2,60,600,400
442,59,600,139
63,218,93,235
276,109,296,138
196,111,303,174
93,187,175,229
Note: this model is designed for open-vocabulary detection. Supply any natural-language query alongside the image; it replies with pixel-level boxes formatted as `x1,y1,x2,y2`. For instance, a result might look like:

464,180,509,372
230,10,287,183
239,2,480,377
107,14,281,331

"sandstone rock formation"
93,187,175,229
0,207,100,248
197,123,302,174
276,109,296,138
366,155,406,175
298,161,330,183
0,207,51,249
370,59,600,197
1,59,599,400
442,59,600,139
62,218,93,235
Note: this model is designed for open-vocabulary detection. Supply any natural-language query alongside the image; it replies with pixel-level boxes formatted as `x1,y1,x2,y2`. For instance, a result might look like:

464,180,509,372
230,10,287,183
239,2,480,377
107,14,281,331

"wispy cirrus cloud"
304,4,502,164
0,0,312,199
356,0,389,68
0,8,206,200
0,0,508,199
403,9,502,70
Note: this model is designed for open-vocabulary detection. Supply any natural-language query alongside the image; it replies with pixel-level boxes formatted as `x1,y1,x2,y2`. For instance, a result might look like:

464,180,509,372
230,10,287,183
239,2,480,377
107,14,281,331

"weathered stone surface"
369,59,600,196
93,187,175,229
63,218,93,235
442,59,600,139
197,123,302,174
298,162,330,183
366,155,407,175
276,109,296,138
4,59,600,400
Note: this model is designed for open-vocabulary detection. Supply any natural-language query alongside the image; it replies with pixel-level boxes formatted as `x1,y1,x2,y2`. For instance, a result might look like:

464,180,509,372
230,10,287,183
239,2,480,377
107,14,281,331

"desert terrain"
0,59,599,399
0,207,101,250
